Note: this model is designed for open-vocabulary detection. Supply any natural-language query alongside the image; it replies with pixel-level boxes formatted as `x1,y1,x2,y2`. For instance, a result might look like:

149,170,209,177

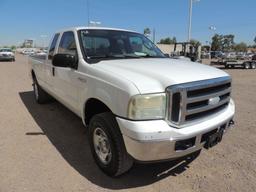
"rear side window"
48,33,60,60
58,31,77,56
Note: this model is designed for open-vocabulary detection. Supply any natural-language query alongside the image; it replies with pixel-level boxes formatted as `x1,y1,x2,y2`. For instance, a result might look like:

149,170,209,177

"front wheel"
251,62,256,69
88,112,133,177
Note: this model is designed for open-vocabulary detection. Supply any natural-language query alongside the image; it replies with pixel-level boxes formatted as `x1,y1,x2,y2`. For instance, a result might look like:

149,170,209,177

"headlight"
128,93,166,120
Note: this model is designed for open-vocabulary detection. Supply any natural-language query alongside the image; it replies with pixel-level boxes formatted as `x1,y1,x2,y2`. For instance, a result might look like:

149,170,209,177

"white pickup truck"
29,27,235,176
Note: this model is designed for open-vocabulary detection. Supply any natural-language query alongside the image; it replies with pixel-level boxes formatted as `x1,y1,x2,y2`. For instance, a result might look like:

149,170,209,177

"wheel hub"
93,127,112,165
34,83,39,99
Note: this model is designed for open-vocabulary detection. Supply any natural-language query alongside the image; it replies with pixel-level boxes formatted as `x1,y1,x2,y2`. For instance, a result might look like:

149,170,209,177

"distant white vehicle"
22,49,35,55
0,48,15,61
225,52,237,59
36,52,47,56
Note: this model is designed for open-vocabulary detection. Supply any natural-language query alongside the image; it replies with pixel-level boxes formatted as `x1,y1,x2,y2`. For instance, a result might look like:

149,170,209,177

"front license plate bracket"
204,130,224,149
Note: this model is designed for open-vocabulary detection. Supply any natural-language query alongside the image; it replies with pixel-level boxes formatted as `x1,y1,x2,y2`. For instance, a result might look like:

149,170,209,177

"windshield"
0,49,12,52
79,29,165,63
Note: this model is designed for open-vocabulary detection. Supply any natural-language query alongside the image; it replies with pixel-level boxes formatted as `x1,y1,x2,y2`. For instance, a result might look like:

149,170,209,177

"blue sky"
0,0,255,46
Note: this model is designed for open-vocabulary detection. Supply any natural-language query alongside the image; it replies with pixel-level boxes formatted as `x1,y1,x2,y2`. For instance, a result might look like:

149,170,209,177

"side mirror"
52,53,77,68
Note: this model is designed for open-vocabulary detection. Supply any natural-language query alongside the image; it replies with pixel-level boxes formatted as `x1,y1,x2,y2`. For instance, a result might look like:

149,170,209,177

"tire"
251,62,256,69
32,76,52,104
88,112,133,177
244,62,250,69
225,64,232,69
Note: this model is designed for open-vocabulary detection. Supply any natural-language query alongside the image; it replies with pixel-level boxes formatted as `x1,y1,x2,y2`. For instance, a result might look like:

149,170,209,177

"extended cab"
28,27,235,176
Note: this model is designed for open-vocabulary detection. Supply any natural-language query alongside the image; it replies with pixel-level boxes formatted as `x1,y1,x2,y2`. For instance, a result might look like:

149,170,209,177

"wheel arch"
83,98,113,126
31,69,36,80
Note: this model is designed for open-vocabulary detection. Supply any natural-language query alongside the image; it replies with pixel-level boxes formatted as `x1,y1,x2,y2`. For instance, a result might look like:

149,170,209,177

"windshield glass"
0,49,12,52
79,29,165,63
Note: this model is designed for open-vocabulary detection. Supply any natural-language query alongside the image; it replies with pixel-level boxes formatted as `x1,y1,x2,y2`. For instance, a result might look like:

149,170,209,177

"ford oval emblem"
208,97,220,106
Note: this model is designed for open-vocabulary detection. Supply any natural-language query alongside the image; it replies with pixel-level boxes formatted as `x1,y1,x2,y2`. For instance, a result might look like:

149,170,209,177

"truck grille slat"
187,87,231,103
167,77,232,128
187,82,231,97
185,103,228,121
186,97,230,115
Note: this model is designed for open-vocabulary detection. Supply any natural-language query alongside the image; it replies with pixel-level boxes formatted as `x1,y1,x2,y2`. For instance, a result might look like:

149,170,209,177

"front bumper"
117,100,235,162
0,55,14,61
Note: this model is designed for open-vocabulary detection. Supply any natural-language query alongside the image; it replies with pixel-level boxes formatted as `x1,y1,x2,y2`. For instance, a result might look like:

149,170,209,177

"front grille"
166,76,231,127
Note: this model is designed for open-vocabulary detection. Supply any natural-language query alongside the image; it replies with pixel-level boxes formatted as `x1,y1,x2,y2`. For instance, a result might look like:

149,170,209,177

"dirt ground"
0,54,255,192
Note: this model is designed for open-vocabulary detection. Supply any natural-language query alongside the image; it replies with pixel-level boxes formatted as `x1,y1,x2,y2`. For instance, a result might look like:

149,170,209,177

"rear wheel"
32,76,52,104
88,112,133,177
250,62,256,69
225,64,233,69
244,62,250,69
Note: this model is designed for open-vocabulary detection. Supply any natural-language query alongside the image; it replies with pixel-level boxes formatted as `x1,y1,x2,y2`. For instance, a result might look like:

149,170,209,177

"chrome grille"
166,76,231,128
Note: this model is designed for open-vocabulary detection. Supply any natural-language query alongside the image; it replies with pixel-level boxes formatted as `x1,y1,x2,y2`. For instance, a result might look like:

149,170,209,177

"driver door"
53,31,80,114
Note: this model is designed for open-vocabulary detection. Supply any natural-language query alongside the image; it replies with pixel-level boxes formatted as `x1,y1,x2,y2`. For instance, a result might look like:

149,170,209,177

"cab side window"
58,31,77,56
48,33,60,60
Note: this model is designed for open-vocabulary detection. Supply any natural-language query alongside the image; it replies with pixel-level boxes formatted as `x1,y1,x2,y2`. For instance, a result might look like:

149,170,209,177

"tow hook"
228,119,235,127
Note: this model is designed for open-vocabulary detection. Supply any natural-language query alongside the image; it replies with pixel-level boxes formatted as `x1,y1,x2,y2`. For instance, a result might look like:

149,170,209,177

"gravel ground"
0,54,255,192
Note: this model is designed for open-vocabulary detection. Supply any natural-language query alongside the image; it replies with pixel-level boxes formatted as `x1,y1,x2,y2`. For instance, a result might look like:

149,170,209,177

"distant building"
23,39,33,48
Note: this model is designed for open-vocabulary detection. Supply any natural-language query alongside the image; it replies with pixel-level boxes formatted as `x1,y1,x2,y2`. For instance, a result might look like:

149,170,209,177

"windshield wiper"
87,54,140,60
87,53,160,64
87,55,111,59
138,54,161,58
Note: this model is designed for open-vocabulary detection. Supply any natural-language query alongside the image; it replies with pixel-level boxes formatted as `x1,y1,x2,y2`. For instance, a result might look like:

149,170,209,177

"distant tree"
190,39,201,47
254,36,256,44
202,45,210,52
222,34,235,51
211,34,223,51
11,45,16,50
234,42,247,52
211,34,235,51
143,28,151,36
158,37,177,44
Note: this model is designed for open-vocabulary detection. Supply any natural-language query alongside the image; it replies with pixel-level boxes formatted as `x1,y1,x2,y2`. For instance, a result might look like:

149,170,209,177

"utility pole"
153,28,156,43
208,26,216,60
87,0,90,26
188,0,193,42
188,0,200,42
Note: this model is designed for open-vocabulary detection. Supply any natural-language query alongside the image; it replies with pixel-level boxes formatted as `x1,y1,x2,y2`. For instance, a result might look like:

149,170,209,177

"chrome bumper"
117,100,235,162
0,55,14,60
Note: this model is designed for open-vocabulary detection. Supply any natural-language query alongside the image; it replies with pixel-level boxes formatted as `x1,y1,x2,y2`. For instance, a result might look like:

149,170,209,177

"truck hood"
94,58,229,94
